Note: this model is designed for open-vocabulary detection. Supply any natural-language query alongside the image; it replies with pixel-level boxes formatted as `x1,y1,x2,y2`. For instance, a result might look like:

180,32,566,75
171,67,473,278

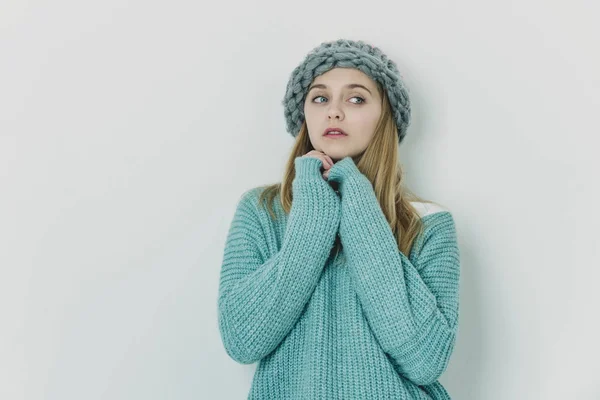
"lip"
323,127,348,136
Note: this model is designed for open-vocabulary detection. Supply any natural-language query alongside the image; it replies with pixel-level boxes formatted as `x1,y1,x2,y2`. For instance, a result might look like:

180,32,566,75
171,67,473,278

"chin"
315,144,348,162
324,151,343,161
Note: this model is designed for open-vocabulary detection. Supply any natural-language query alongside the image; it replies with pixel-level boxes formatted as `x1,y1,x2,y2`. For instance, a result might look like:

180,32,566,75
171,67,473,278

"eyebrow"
307,83,372,96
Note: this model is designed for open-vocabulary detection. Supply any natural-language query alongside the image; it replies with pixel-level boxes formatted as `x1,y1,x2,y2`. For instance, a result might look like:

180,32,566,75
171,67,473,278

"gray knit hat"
282,38,412,144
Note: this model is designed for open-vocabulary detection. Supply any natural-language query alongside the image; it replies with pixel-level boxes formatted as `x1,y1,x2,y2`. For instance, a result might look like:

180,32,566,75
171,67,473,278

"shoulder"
227,187,272,242
239,185,266,203
234,186,265,211
409,202,459,259
234,185,276,217
410,201,457,238
409,201,451,219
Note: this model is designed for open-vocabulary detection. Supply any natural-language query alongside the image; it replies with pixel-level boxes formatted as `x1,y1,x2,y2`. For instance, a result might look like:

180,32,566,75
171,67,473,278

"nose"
327,104,344,121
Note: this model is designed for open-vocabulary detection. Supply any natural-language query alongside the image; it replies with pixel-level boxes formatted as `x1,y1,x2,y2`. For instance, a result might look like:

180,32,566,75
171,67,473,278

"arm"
217,156,341,364
328,156,461,385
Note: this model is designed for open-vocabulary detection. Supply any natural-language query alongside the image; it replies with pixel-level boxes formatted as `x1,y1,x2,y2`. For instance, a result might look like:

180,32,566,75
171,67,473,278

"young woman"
217,39,461,399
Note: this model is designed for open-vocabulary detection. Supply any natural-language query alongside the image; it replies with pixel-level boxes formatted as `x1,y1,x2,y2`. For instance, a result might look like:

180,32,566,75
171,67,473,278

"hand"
300,150,335,180
326,156,367,195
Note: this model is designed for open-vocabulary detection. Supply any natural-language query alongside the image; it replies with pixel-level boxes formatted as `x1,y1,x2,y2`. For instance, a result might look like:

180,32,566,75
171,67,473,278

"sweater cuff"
294,156,325,181
327,156,365,191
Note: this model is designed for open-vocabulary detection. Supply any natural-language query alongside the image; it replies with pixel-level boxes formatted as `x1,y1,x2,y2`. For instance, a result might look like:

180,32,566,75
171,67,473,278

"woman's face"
303,67,382,162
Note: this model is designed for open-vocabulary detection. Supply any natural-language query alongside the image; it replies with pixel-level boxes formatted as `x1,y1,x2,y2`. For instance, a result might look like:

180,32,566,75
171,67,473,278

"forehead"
311,67,375,89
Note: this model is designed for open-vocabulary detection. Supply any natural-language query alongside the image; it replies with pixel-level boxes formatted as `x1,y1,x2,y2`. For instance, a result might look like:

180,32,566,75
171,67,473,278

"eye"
349,96,365,104
311,95,366,104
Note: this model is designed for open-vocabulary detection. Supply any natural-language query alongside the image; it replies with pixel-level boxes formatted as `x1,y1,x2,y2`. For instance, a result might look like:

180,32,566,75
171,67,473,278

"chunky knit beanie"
282,38,412,144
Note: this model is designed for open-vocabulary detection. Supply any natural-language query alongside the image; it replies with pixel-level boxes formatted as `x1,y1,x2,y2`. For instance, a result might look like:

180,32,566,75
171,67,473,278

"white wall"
1,0,599,399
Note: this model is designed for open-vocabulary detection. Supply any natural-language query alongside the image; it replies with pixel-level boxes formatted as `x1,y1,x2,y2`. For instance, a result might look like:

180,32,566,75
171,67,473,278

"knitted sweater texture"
217,156,461,399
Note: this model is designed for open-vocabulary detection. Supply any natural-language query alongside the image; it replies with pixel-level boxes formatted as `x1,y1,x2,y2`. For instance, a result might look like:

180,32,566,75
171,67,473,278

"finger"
320,156,331,169
303,152,329,168
318,153,332,168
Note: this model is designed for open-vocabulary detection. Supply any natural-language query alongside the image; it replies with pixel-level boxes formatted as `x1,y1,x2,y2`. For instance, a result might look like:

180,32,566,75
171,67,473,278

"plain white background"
1,0,599,399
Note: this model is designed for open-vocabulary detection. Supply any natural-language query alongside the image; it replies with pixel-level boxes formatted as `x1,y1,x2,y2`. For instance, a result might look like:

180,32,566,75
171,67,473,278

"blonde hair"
257,82,442,257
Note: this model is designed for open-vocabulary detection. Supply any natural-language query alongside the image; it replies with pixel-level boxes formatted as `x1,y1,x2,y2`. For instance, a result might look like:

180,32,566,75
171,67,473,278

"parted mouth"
323,127,348,136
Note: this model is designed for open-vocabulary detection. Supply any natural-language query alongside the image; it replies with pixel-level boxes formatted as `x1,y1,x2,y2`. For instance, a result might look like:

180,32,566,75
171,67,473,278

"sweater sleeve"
217,156,341,364
327,156,461,386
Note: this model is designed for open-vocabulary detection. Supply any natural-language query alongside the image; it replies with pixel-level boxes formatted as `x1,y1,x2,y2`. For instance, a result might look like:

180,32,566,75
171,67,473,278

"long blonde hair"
257,82,442,257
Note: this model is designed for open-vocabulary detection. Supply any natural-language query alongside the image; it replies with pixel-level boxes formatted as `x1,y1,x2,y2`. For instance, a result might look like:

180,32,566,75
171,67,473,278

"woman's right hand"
300,150,335,180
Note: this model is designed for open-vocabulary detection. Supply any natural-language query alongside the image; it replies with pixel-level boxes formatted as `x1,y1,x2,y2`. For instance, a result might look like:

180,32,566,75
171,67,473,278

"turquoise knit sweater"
217,155,461,399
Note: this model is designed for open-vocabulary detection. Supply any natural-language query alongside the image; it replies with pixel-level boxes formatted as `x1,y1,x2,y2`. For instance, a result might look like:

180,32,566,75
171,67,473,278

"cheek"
363,110,381,133
353,118,379,143
352,114,378,132
303,107,318,126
